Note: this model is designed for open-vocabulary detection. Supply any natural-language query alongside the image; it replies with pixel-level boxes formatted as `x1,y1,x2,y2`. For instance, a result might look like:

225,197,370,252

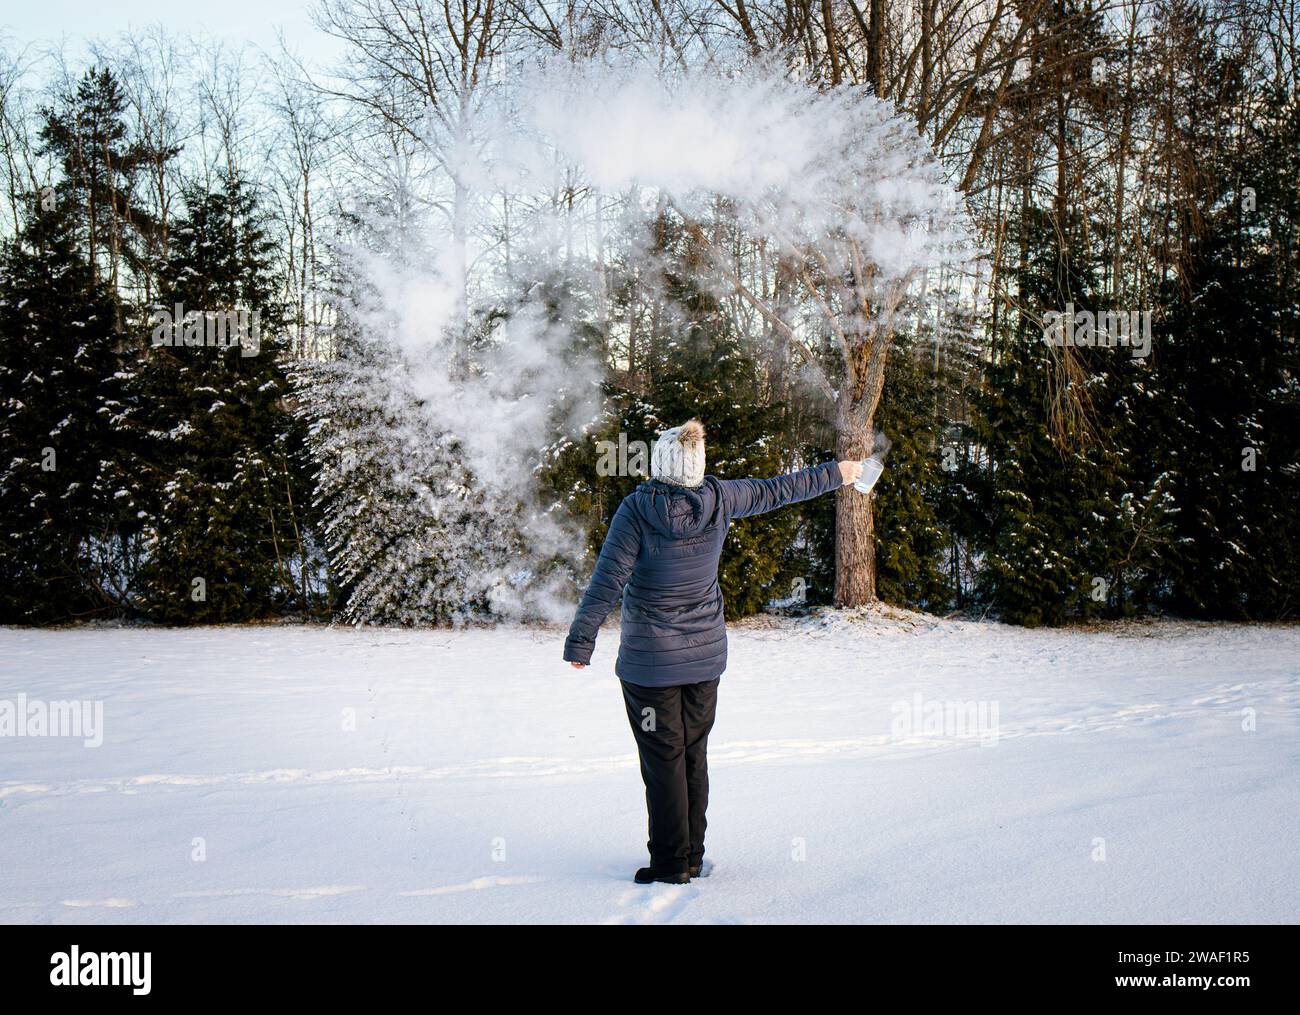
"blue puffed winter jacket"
562,461,844,687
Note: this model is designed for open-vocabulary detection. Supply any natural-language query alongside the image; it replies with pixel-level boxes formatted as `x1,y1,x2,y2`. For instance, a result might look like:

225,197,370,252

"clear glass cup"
854,456,884,494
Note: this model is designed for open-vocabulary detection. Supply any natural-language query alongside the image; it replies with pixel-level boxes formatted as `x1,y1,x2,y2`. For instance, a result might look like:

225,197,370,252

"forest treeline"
1,0,1297,627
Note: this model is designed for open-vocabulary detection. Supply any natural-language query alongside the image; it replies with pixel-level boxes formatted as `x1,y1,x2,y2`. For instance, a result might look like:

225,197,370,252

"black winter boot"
634,865,690,885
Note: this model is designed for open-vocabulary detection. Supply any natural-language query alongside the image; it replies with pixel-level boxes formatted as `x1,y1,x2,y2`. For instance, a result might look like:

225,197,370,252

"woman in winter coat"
564,419,864,884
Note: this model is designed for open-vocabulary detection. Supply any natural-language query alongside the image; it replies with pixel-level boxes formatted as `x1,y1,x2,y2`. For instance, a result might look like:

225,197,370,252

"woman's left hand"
570,661,587,669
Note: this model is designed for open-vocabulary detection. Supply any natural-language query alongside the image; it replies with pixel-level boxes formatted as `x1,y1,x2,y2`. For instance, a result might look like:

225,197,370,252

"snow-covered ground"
1,612,1296,924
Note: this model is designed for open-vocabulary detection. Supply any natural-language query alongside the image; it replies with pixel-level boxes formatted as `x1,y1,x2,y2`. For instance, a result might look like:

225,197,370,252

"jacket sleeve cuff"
563,636,595,664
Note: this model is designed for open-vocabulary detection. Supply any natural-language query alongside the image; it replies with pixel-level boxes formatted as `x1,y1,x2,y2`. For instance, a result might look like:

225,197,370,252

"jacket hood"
630,476,722,539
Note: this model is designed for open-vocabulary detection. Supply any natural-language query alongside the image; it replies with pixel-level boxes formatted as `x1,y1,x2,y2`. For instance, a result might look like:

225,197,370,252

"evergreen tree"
1149,84,1300,618
134,175,314,622
299,193,596,625
0,195,135,622
972,196,1172,626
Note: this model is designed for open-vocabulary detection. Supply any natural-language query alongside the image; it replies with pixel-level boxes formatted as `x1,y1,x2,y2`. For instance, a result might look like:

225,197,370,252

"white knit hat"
650,419,706,488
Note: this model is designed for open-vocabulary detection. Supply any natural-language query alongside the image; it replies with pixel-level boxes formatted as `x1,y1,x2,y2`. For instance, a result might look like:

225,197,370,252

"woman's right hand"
838,460,864,486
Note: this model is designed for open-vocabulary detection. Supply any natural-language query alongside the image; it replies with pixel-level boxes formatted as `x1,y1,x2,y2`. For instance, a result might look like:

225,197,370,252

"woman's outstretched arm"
720,460,862,520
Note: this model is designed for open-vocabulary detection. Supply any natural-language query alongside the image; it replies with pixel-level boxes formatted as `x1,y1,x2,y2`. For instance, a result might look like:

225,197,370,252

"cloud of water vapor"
327,52,972,621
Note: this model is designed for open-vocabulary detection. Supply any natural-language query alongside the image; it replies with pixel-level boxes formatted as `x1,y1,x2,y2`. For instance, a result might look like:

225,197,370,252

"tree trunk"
834,420,876,605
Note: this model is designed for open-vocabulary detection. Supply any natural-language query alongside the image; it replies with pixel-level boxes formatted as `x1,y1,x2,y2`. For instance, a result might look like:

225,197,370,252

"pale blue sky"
1,0,344,69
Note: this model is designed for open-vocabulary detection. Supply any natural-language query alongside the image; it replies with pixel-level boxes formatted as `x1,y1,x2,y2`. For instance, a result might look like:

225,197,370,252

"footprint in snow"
602,883,700,925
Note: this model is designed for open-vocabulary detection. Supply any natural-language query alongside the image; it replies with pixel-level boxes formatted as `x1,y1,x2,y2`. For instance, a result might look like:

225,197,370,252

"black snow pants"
619,677,720,871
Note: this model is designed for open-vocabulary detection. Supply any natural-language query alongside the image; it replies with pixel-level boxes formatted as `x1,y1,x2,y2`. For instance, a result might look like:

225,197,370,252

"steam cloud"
329,53,971,620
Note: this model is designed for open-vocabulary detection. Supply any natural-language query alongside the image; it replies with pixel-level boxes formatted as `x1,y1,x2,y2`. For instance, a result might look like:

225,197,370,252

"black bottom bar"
0,924,1286,1003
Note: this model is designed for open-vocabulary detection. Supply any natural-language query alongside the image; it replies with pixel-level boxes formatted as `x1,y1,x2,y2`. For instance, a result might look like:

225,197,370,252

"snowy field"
1,612,1296,925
